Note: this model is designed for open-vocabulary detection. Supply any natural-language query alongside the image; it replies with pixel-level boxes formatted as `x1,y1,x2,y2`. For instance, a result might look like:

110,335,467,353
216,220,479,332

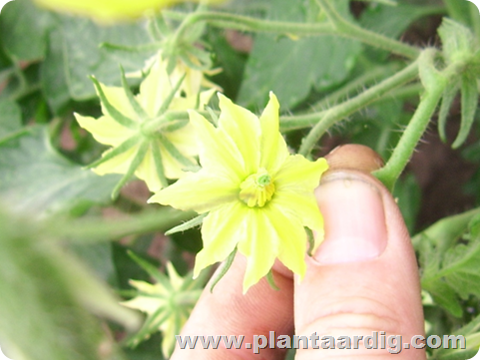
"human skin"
171,144,426,360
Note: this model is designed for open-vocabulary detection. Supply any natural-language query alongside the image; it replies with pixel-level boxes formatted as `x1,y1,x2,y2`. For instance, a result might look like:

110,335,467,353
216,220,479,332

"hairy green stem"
302,64,399,113
315,0,420,59
373,59,468,191
164,9,418,59
298,59,419,154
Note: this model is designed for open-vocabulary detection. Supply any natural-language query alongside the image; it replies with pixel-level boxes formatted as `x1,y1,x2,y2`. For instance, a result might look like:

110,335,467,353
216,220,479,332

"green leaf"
0,126,120,215
452,73,478,149
0,99,22,140
441,239,480,299
443,0,473,27
358,2,443,62
416,209,480,317
0,206,137,360
0,0,55,61
360,3,444,40
237,0,361,110
58,16,154,101
40,27,71,115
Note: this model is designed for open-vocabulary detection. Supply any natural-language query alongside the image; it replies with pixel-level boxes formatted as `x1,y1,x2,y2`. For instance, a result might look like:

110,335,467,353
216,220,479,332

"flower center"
239,169,275,207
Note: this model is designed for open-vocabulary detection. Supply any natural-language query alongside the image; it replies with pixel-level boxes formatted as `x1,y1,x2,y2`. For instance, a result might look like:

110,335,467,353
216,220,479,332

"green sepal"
111,140,149,199
306,227,315,257
180,47,212,71
119,65,148,119
165,213,207,236
125,307,170,348
147,13,171,41
181,267,210,292
209,247,237,293
206,106,219,126
438,81,460,143
151,139,169,188
156,72,187,117
159,133,196,167
89,76,137,129
99,41,162,53
127,250,173,291
86,134,142,169
452,73,478,149
159,119,189,132
266,270,280,291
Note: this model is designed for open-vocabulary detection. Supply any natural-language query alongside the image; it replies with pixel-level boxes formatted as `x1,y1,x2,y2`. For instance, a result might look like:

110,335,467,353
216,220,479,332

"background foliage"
0,0,480,359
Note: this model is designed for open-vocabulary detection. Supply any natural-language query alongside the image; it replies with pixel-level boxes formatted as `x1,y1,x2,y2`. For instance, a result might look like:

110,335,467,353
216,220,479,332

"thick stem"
373,86,445,191
373,60,467,191
298,60,419,155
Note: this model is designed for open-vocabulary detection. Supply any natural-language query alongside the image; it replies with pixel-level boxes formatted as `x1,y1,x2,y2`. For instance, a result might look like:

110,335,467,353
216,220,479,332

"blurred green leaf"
0,126,120,215
70,242,118,287
57,16,153,101
40,27,71,114
443,0,472,27
0,0,55,61
0,99,22,140
0,206,138,360
237,0,361,110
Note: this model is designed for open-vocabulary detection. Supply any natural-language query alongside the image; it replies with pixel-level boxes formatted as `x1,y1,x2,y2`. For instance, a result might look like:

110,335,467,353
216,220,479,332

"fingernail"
314,172,387,264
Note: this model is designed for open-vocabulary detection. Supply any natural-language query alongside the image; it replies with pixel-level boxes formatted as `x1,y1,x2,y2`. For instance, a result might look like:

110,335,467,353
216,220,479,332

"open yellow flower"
149,93,328,292
75,53,216,195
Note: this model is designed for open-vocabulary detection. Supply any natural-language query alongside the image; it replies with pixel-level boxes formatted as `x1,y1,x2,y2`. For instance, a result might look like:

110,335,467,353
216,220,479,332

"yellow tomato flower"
33,0,224,22
75,54,216,194
149,93,328,292
121,261,204,357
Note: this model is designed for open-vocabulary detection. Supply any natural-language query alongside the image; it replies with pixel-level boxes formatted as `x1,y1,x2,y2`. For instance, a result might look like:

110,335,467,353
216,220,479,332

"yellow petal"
259,93,289,173
275,156,328,192
97,83,138,122
148,170,238,213
189,110,245,182
75,114,136,147
237,209,279,293
163,121,199,158
135,145,164,192
217,94,261,175
93,145,139,175
271,190,324,233
137,56,172,117
264,205,307,279
193,202,247,277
